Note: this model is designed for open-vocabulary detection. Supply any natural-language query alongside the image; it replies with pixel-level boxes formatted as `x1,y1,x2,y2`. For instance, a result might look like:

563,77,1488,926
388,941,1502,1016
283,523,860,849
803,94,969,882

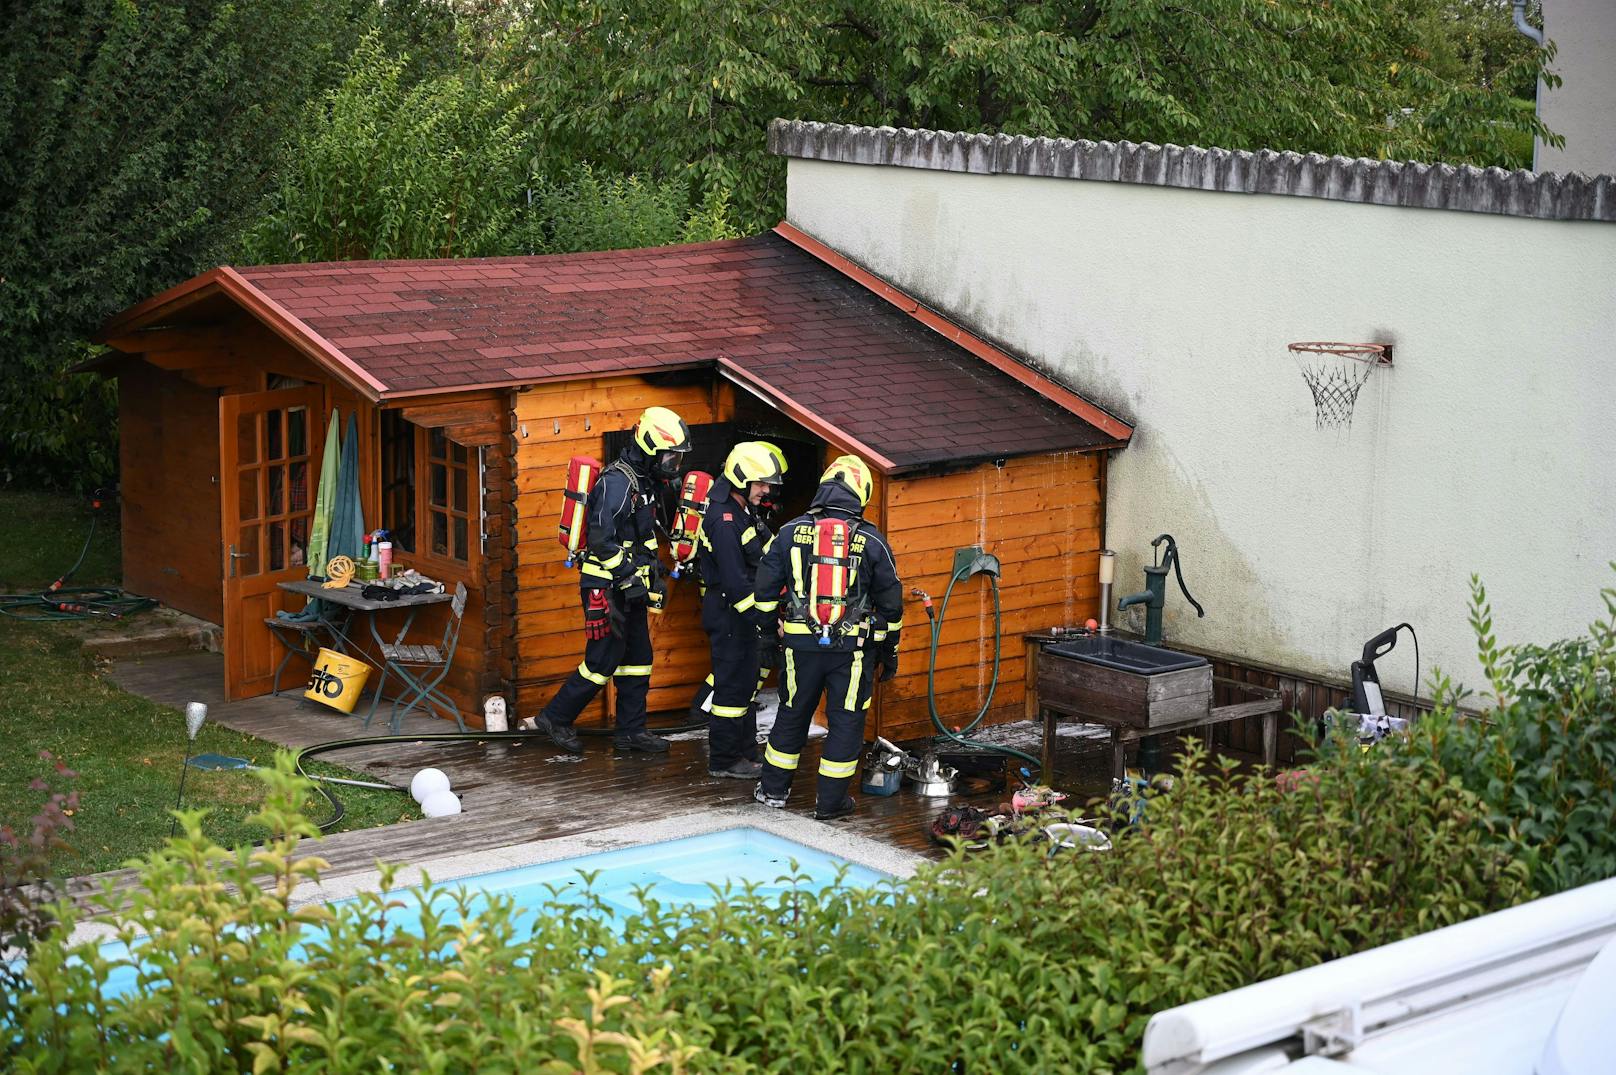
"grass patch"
0,489,417,876
0,490,121,590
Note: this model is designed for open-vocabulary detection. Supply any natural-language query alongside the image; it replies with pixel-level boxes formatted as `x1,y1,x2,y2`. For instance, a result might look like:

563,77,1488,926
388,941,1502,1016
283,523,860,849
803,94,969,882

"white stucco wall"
1540,0,1616,176
787,158,1616,696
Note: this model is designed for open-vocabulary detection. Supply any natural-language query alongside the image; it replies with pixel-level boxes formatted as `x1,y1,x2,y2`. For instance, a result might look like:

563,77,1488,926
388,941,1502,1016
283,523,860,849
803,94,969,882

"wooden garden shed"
93,224,1132,742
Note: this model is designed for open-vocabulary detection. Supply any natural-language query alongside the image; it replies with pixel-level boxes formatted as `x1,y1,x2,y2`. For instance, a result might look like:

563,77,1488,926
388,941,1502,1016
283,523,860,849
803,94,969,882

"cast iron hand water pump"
1117,534,1204,645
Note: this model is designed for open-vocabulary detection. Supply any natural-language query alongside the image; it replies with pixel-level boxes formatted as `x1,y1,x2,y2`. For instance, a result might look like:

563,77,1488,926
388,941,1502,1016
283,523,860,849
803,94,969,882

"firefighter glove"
583,589,611,641
873,643,900,682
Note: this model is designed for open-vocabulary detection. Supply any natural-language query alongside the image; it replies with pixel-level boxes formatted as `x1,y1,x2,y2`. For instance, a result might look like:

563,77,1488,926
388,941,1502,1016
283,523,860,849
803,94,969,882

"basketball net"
1288,342,1389,430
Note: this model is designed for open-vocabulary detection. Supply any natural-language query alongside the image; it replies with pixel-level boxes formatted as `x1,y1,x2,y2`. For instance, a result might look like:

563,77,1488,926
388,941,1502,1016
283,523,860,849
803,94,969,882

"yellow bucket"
304,648,371,713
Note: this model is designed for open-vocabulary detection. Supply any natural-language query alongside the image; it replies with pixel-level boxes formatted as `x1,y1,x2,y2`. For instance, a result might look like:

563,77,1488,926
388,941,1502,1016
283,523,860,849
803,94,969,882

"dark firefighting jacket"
577,446,660,595
695,477,772,618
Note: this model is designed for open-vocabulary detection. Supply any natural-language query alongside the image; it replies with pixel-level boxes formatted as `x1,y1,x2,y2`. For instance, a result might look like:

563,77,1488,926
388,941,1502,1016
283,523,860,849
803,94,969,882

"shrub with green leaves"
1396,571,1616,895
5,735,1529,1072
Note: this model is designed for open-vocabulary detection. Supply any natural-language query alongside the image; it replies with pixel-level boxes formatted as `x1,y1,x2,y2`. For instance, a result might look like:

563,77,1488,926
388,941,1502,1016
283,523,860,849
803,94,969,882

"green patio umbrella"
327,412,366,564
306,408,340,577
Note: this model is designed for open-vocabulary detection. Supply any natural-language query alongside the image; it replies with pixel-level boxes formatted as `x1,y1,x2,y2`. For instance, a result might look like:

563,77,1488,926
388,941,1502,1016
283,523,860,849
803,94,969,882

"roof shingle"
231,233,1116,469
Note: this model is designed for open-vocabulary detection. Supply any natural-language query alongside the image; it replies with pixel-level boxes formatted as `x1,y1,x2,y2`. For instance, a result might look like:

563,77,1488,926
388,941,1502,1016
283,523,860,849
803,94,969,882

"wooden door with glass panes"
220,387,323,699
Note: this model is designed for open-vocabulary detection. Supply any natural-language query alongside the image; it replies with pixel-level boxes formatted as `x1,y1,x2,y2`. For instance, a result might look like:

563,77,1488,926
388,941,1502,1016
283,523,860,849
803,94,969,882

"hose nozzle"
910,588,935,620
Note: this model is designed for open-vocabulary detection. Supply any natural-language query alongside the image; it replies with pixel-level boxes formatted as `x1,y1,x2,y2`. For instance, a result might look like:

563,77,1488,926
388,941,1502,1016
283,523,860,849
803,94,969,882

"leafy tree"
0,0,360,487
514,0,1557,231
240,31,530,263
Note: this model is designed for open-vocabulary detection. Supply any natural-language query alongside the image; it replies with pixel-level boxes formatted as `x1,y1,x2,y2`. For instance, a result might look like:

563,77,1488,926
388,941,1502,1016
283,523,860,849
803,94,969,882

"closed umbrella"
327,412,366,564
306,408,340,577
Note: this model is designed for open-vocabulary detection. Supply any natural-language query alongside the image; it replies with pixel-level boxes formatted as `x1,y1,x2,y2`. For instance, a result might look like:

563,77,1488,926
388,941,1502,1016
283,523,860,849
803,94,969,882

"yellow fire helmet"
633,406,692,455
755,441,788,475
723,441,786,487
819,453,872,507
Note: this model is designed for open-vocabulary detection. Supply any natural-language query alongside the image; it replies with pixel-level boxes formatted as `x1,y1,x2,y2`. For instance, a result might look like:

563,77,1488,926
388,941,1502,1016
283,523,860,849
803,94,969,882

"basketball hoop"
1288,342,1392,429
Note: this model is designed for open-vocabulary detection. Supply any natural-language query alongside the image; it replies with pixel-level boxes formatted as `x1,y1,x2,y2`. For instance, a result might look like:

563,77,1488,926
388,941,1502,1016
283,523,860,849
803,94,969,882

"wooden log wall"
876,451,1104,743
511,375,732,723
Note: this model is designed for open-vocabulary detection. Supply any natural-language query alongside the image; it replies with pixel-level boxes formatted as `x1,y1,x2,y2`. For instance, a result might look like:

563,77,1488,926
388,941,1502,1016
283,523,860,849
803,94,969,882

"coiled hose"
923,556,1041,771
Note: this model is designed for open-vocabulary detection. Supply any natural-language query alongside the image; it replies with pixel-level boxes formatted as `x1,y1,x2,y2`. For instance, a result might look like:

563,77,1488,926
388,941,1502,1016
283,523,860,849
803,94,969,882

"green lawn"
0,489,416,876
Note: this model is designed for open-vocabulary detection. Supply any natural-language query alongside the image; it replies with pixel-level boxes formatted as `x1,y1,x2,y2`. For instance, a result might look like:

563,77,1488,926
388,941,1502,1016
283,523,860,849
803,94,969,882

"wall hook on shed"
585,417,591,431
554,419,561,435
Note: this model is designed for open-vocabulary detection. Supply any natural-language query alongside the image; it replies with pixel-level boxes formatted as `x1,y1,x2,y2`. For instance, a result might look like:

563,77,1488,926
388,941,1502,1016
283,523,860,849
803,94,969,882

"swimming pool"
87,826,888,998
407,825,890,920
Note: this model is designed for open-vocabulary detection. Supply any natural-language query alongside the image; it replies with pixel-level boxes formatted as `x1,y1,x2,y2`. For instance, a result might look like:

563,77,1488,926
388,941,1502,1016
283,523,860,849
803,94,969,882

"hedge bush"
5,730,1528,1072
1395,572,1616,895
14,571,1615,1070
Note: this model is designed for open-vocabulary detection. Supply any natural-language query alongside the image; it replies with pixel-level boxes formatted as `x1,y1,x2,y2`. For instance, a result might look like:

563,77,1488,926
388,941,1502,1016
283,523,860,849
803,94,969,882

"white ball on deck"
420,790,462,818
410,768,451,803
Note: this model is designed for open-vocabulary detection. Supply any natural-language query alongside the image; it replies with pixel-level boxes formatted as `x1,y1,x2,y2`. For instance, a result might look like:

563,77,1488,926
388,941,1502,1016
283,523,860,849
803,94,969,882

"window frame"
379,414,482,577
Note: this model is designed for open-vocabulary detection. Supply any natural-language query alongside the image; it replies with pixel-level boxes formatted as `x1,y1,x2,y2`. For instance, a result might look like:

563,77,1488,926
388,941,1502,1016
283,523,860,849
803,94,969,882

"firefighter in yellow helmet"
528,406,690,755
748,454,903,820
694,442,787,778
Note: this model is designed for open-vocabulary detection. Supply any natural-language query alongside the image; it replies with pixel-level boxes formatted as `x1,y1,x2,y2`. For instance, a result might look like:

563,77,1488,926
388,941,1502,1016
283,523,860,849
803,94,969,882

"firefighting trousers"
701,596,763,768
538,593,652,738
759,646,874,811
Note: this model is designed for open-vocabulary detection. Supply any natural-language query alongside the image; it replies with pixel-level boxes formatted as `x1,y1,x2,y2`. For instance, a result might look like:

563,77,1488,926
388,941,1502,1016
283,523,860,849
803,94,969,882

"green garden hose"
924,557,1041,771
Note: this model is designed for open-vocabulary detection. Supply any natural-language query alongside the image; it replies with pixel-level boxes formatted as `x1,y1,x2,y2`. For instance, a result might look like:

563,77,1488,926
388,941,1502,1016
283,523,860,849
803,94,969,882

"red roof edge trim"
97,269,230,342
216,267,388,400
772,221,1134,444
715,357,899,474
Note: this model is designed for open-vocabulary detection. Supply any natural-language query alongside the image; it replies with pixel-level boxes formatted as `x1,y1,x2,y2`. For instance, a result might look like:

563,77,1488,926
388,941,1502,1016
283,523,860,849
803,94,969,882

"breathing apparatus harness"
785,511,871,647
916,551,1041,771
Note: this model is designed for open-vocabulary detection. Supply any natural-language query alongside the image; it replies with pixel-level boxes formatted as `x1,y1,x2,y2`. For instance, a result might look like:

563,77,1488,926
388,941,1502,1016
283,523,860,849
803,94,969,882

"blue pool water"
85,827,885,998
427,826,888,918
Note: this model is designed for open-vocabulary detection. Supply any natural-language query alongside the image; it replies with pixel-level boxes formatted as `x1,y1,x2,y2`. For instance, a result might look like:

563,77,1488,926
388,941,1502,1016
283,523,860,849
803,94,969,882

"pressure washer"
1338,621,1419,747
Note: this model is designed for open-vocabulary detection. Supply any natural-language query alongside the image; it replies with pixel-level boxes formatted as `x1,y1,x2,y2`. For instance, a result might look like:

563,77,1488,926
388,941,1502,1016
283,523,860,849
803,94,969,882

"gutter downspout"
1514,0,1545,171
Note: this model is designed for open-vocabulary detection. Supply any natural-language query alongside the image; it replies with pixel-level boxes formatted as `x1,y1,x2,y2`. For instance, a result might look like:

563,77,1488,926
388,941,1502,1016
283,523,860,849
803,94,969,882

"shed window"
380,412,479,566
427,428,474,562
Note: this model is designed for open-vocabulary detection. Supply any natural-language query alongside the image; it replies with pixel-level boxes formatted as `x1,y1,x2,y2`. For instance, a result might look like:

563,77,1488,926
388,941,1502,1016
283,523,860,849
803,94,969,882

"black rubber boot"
752,783,787,809
813,796,856,822
615,731,670,753
709,758,763,780
533,715,583,755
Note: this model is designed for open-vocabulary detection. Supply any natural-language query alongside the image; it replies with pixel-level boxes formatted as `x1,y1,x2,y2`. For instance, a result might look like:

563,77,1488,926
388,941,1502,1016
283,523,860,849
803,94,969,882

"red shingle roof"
121,232,1129,470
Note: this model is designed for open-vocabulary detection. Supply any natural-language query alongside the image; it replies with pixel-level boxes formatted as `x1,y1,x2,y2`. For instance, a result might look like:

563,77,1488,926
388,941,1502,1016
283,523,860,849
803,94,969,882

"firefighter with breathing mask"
696,441,787,779
749,454,902,820
527,406,690,754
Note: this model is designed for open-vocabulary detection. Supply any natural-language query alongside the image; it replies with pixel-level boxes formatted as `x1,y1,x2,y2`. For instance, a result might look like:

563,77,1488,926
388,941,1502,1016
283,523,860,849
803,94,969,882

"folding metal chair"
366,582,468,734
264,605,351,696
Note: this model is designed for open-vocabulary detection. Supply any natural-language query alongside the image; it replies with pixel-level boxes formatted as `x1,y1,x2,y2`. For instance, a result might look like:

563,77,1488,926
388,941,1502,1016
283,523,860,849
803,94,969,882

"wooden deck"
92,652,1118,897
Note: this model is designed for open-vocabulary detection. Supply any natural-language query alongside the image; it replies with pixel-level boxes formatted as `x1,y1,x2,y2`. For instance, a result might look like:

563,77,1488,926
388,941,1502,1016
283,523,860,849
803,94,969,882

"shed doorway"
219,386,323,698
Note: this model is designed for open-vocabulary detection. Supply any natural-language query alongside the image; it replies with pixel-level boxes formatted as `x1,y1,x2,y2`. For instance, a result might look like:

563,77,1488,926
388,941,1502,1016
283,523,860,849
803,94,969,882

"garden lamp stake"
170,701,208,838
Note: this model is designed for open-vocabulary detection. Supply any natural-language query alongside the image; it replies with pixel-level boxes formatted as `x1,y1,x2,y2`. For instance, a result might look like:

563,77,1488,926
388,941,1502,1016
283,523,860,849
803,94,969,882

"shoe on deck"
752,783,787,809
709,758,763,780
532,715,583,755
615,731,670,753
813,797,856,822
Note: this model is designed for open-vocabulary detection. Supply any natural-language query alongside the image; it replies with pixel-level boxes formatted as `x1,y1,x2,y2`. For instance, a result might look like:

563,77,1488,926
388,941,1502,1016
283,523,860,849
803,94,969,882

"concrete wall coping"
768,118,1616,224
